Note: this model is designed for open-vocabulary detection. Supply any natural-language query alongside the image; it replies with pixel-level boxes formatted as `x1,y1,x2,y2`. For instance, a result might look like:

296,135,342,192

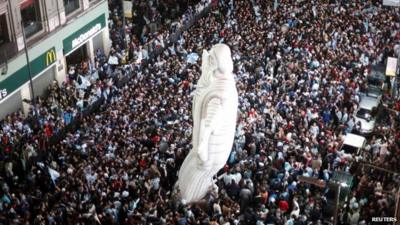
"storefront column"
102,28,111,55
46,0,65,32
56,0,67,25
16,35,24,51
83,0,90,10
20,83,32,116
87,38,95,64
55,48,66,85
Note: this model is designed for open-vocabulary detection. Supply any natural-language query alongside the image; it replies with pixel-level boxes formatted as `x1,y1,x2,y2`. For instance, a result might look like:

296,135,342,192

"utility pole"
21,21,36,115
333,183,341,225
395,187,400,225
297,176,346,225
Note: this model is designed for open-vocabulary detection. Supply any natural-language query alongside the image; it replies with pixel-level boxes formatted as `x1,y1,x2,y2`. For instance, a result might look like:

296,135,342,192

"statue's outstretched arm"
198,97,223,164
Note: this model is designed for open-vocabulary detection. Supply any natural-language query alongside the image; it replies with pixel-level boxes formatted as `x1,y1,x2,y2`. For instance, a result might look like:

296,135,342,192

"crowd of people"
129,0,203,39
1,0,400,224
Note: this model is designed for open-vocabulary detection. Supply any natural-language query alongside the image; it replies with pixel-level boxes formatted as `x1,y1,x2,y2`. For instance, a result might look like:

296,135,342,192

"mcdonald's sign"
0,46,57,103
45,48,57,66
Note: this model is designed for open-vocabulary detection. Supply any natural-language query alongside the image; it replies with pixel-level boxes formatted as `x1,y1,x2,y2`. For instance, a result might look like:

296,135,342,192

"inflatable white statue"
176,43,238,203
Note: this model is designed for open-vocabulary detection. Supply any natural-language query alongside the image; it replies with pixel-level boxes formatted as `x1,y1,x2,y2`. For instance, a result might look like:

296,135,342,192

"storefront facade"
63,13,107,71
0,0,110,118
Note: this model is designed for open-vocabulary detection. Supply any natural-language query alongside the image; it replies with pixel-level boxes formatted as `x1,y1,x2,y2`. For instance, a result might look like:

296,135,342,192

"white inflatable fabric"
177,44,238,203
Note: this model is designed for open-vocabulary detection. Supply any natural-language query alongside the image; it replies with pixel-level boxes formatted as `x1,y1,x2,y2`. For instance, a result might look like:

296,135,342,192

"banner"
123,1,132,18
385,57,398,77
383,0,400,6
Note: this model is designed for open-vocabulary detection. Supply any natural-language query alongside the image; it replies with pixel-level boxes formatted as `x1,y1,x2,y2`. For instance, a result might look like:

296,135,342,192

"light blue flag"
187,52,199,64
48,167,60,184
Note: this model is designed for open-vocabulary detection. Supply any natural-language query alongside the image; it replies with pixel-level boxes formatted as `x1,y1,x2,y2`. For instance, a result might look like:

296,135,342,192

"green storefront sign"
0,47,57,101
63,14,106,54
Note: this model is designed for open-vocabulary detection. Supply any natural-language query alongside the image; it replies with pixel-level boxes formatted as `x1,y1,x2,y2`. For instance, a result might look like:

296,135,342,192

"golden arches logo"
46,49,56,66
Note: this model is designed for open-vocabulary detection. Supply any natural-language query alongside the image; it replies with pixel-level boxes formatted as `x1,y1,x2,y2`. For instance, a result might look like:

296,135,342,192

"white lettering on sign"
71,23,102,49
0,89,7,100
371,217,397,222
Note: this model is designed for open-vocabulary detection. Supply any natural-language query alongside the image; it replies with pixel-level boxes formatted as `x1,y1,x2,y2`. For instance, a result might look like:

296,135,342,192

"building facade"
0,0,111,118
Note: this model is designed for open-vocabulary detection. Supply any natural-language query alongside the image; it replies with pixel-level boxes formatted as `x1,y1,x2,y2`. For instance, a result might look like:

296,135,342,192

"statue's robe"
177,75,238,203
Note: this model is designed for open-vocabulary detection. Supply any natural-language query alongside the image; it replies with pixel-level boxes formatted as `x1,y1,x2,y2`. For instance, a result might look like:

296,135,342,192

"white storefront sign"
386,57,398,76
0,89,7,100
71,23,102,49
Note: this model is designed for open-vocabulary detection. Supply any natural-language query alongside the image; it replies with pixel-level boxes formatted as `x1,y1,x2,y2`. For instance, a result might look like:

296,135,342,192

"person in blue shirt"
63,111,73,126
322,108,331,126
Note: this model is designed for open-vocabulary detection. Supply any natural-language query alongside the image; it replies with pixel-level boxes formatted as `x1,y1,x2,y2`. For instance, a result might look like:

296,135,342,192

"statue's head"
198,44,233,88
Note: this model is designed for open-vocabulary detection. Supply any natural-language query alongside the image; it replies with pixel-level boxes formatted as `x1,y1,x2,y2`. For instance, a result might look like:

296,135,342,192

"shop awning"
20,0,35,9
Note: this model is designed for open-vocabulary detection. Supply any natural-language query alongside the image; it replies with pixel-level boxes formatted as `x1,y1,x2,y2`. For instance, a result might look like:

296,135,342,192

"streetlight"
333,182,348,225
298,176,349,225
21,20,36,115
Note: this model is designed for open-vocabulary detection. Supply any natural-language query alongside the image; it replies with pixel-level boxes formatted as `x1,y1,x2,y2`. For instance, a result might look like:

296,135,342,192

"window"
356,108,372,121
0,13,18,65
64,0,80,15
0,13,17,65
341,144,358,155
20,0,43,38
88,0,100,5
0,14,9,45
